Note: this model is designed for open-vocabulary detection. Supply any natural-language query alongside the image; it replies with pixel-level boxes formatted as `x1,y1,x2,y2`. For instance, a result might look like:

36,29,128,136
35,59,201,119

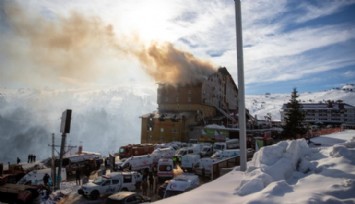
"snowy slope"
246,84,355,121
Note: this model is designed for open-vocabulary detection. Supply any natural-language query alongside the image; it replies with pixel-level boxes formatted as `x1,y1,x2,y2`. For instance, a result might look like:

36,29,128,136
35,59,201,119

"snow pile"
236,139,311,195
154,130,355,204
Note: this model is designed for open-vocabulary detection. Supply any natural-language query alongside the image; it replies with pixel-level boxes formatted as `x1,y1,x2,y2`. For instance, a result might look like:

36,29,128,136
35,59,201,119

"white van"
213,142,226,153
195,157,217,176
226,139,239,149
117,155,154,172
212,149,239,159
78,171,140,200
181,154,200,171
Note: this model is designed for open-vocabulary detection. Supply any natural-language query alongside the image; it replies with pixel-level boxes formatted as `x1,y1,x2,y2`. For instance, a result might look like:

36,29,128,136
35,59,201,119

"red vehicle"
118,144,155,158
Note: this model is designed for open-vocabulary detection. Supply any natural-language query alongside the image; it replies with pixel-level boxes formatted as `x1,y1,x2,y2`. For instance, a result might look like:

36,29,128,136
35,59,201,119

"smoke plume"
0,1,216,87
135,42,215,85
0,1,217,163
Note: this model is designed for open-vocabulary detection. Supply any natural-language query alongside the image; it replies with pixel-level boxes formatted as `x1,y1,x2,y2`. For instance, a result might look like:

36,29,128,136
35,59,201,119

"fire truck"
118,144,155,158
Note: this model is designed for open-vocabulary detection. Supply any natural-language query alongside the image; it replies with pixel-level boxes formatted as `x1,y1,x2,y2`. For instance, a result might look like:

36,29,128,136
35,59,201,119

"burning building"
140,67,240,143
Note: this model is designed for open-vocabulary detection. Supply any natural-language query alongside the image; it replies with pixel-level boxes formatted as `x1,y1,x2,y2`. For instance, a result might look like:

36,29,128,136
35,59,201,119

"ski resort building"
281,101,355,126
140,67,252,143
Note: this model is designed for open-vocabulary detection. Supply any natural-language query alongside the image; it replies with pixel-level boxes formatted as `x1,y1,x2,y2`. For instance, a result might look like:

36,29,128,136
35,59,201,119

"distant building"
280,101,355,126
140,67,253,143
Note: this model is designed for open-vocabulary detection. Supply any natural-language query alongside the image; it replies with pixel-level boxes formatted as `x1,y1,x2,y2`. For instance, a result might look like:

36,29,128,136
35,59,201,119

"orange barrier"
311,128,341,137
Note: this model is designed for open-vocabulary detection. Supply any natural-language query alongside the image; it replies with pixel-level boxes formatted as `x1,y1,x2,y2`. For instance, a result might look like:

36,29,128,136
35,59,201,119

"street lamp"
235,0,247,171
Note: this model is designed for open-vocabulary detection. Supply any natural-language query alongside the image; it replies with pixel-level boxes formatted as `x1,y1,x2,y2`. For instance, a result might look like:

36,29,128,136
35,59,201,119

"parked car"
105,191,151,204
163,173,199,198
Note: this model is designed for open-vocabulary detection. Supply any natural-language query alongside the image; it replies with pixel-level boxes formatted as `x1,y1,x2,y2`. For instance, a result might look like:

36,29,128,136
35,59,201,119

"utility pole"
49,133,77,190
51,133,56,190
56,109,72,190
235,0,247,171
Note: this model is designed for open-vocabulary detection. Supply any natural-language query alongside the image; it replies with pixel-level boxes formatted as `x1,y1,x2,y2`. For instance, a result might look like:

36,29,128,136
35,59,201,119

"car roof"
108,191,136,200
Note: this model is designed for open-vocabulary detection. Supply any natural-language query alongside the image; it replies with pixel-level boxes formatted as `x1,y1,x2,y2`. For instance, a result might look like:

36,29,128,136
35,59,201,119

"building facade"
141,67,240,144
281,102,355,126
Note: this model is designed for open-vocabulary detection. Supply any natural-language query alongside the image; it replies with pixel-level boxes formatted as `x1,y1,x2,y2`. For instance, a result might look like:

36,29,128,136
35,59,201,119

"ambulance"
157,158,174,182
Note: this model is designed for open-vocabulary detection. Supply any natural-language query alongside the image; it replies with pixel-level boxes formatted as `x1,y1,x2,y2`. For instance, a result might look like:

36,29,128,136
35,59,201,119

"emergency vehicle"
118,144,155,158
157,158,174,182
117,155,154,172
181,154,201,172
78,171,141,200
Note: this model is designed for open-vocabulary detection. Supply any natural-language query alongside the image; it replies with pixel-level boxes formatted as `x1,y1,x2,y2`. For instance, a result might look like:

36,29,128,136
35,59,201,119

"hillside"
246,84,355,121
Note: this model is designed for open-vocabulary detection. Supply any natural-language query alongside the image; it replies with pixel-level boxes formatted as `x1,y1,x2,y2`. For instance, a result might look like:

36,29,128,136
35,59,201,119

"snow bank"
236,139,311,195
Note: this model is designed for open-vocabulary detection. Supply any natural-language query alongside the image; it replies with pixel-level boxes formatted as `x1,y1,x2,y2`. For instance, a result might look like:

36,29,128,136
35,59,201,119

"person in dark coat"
148,171,154,195
76,169,81,185
43,173,50,186
17,157,20,164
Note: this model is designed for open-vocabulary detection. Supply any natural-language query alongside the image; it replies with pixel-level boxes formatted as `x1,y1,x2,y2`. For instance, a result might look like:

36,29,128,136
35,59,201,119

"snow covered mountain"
0,84,354,164
246,84,355,121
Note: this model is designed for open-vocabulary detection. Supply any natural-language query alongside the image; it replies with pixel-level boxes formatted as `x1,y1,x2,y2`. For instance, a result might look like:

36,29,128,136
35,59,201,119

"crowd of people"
27,154,36,163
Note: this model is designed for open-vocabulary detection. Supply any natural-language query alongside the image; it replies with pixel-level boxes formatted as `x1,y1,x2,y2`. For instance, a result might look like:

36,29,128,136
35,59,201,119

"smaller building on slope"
280,101,355,126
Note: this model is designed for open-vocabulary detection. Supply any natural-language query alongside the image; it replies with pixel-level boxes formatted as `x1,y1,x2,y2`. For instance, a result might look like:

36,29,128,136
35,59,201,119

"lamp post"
235,0,247,171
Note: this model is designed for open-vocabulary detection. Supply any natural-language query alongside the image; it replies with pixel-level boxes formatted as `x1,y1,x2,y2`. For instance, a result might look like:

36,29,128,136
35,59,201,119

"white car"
78,171,140,200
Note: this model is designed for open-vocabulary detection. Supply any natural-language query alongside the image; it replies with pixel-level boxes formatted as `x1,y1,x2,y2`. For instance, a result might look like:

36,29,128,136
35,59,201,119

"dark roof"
282,103,354,110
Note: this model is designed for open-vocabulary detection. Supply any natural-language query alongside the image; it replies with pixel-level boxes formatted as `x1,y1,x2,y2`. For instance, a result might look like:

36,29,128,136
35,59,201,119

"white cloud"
1,0,355,91
295,1,355,23
343,70,355,79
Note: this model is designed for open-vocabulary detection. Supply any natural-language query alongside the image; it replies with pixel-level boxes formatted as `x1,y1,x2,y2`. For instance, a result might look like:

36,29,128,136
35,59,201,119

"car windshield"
176,149,186,156
202,147,210,151
93,177,109,185
214,144,224,150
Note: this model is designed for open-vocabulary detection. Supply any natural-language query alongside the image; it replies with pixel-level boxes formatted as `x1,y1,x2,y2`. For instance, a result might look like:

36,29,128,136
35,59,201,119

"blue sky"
0,0,354,94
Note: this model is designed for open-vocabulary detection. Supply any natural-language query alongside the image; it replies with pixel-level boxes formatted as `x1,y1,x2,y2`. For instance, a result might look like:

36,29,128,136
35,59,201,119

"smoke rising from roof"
0,1,216,88
0,1,217,163
135,42,215,85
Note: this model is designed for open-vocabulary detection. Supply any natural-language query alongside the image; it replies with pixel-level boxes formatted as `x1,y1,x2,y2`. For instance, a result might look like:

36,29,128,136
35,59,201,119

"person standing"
142,179,148,196
76,168,81,185
148,171,154,195
17,157,20,164
43,173,50,186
